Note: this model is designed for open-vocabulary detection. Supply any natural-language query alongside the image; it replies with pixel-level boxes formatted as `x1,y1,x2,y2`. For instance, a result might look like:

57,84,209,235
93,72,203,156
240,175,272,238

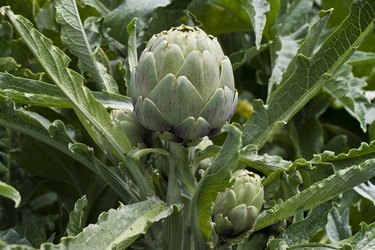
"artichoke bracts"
212,170,264,238
130,25,238,141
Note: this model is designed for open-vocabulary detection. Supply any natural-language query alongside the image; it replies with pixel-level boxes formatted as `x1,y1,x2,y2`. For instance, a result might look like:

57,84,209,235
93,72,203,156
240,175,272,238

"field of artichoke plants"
0,0,375,249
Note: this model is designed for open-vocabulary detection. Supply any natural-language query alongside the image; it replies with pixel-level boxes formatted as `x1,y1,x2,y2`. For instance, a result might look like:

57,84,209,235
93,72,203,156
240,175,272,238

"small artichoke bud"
130,25,238,141
111,109,149,146
212,170,264,238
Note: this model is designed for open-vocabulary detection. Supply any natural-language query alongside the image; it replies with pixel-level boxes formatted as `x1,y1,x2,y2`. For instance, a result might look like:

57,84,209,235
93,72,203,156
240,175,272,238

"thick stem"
163,142,194,250
164,142,183,249
166,143,180,205
182,197,193,250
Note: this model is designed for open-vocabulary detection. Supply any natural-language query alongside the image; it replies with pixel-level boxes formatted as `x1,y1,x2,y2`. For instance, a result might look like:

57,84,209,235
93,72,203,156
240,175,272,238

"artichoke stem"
163,142,184,250
166,143,180,205
163,142,194,249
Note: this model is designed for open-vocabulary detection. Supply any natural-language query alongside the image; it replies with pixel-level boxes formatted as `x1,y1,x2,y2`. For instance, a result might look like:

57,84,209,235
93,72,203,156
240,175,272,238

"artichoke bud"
130,25,238,141
212,170,264,239
110,109,149,146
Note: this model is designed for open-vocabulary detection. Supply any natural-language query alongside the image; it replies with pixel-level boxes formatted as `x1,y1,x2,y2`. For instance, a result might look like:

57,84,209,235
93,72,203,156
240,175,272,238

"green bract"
130,25,238,141
212,170,264,238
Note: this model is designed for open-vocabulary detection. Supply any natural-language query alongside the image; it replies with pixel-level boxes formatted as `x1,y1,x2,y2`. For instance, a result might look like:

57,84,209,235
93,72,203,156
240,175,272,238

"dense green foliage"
0,0,374,249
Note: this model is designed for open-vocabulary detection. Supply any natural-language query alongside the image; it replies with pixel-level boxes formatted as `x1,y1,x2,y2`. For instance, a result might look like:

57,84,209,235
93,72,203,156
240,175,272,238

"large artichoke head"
212,170,264,239
130,25,238,141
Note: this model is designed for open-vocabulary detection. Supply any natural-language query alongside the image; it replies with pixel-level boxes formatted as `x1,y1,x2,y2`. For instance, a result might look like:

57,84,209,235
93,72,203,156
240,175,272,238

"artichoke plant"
212,170,264,238
130,25,238,141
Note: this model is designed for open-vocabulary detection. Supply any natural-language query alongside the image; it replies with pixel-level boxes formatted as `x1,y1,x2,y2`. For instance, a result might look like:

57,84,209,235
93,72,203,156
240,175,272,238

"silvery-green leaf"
55,0,118,93
324,64,369,132
255,159,375,231
312,140,375,171
326,207,352,243
354,181,375,205
0,95,138,201
337,222,375,249
243,0,375,148
67,196,89,237
0,72,132,110
1,10,150,198
240,0,270,49
42,198,175,250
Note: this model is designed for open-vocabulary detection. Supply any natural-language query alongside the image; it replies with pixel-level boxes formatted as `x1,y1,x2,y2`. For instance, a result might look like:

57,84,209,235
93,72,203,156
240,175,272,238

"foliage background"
0,0,374,249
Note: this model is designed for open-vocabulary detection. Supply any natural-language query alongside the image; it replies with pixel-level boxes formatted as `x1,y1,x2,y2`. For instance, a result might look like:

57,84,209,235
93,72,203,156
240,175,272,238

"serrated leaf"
312,140,375,171
338,222,375,249
269,241,338,250
0,241,35,250
42,198,174,250
243,99,286,147
67,196,89,237
190,124,242,248
1,7,134,158
324,64,369,131
267,29,305,99
239,144,291,176
0,95,138,201
240,0,270,49
268,201,336,249
55,0,118,93
267,8,333,100
0,72,133,109
255,159,375,231
326,207,352,243
354,181,375,205
263,160,304,202
243,0,375,148
282,201,335,245
276,0,313,36
0,180,21,207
